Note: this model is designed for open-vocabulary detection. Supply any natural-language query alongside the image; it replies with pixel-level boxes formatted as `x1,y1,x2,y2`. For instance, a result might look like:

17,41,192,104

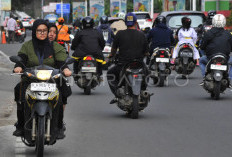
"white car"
132,12,153,31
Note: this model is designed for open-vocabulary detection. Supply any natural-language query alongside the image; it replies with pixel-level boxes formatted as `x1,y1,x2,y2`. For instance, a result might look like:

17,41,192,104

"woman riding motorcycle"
172,17,200,65
13,19,72,139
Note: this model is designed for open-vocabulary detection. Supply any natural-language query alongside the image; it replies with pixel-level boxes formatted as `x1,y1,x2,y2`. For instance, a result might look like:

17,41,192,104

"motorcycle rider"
57,17,71,47
13,19,72,138
199,14,232,84
97,15,114,45
206,10,217,25
147,15,175,64
172,17,200,65
107,12,149,104
73,17,83,32
71,16,105,77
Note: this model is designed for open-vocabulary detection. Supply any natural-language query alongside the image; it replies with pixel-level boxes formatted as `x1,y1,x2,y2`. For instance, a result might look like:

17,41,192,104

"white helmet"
118,12,126,20
212,14,226,28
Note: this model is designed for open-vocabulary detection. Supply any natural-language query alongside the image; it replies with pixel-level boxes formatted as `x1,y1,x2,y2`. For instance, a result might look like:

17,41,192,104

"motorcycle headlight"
36,70,52,81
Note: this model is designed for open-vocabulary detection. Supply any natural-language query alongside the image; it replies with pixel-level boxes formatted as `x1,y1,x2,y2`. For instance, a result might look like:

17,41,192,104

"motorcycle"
73,56,103,95
174,43,196,78
116,60,152,119
202,54,230,100
149,47,171,86
102,44,112,70
10,56,74,157
15,28,25,43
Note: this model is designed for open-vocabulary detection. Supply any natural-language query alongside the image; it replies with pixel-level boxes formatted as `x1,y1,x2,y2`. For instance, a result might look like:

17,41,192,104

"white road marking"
15,137,26,157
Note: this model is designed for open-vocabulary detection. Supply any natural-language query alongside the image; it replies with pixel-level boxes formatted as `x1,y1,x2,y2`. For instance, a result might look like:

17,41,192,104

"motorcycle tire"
84,86,91,95
213,81,221,100
158,75,165,87
19,37,24,43
130,95,139,119
35,116,45,157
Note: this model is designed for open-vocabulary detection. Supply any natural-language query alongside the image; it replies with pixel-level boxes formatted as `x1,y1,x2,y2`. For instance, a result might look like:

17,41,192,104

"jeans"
199,55,232,80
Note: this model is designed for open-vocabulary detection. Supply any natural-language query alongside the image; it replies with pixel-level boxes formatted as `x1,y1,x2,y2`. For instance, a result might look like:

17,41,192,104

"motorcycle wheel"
158,75,165,87
213,81,221,100
130,95,139,119
35,116,45,157
19,36,24,43
84,86,91,95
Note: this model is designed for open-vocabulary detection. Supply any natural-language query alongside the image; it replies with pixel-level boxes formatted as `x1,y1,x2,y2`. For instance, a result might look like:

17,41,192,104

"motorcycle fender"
128,74,142,96
32,101,51,117
213,71,223,81
158,62,166,71
183,57,189,65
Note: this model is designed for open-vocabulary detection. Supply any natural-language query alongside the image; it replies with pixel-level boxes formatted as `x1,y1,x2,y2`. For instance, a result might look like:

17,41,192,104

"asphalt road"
1,34,232,157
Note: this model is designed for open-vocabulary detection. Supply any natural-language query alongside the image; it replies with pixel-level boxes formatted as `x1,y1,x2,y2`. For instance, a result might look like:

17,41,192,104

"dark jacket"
97,24,114,45
71,28,105,58
147,23,175,53
200,27,232,59
112,29,148,64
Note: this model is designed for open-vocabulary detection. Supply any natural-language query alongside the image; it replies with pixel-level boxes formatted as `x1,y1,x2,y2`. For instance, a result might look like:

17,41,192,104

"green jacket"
18,40,67,68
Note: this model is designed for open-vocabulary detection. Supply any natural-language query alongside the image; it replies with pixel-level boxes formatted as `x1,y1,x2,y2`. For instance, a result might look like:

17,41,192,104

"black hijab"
32,19,54,62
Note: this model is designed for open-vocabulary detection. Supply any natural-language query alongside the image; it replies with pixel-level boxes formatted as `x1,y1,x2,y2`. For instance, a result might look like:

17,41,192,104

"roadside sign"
56,3,70,14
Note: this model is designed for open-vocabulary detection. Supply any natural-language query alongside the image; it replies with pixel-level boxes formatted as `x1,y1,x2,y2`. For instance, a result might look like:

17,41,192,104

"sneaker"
57,129,66,139
13,128,23,137
170,60,175,64
199,82,204,86
109,98,118,104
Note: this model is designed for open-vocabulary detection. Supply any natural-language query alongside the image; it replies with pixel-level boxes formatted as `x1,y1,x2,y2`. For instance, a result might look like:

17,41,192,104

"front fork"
31,116,51,142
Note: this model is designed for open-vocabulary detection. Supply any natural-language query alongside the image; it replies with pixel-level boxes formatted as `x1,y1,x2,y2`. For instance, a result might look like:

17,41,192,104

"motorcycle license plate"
81,67,96,72
210,64,227,71
156,58,169,63
31,83,56,92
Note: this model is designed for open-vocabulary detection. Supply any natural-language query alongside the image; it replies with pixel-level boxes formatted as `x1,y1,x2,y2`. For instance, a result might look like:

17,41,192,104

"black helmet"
82,16,94,29
100,16,108,24
208,10,216,19
181,17,191,30
155,15,166,25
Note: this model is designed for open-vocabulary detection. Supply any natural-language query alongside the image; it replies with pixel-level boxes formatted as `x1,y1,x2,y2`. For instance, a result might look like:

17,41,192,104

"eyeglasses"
36,29,48,34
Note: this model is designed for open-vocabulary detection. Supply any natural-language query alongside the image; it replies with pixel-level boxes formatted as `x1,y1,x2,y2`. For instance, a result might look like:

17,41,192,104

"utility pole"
216,0,219,11
61,0,63,18
41,0,44,18
151,0,154,19
193,0,196,11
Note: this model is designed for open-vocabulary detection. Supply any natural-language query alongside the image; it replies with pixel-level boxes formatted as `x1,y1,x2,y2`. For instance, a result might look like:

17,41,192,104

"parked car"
158,11,206,35
132,11,153,32
20,17,33,29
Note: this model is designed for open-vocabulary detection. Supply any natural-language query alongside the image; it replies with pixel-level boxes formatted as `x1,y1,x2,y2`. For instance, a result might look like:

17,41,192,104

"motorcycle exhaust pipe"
165,69,171,74
141,91,150,98
221,79,228,87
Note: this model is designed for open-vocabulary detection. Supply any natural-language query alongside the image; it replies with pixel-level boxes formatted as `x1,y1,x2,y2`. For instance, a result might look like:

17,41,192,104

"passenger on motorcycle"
172,17,200,64
48,23,72,138
57,17,71,47
13,19,72,138
71,16,105,77
199,14,232,82
97,16,114,45
107,12,149,104
206,10,217,25
147,15,175,64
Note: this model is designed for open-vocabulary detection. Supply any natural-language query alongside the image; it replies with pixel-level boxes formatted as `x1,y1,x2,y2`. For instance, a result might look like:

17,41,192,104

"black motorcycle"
116,60,152,119
174,43,196,78
149,48,171,86
73,56,101,95
202,54,230,100
10,56,74,157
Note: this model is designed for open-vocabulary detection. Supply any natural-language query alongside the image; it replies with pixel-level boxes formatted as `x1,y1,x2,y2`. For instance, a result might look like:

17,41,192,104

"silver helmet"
212,14,226,28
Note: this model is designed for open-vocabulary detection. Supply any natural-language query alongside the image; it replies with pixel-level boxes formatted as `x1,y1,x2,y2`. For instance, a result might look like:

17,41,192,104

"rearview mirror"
9,56,23,63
